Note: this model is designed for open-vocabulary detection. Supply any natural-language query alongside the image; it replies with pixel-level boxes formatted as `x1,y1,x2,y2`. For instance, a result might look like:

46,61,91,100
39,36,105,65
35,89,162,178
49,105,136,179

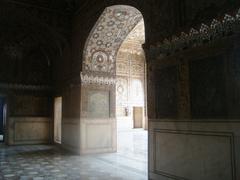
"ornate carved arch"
81,5,144,85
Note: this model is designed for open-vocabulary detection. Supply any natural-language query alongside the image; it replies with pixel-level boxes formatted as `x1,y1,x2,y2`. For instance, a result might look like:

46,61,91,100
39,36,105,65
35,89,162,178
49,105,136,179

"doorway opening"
115,17,147,173
81,5,147,177
54,97,62,144
80,5,148,174
0,97,6,143
116,18,147,130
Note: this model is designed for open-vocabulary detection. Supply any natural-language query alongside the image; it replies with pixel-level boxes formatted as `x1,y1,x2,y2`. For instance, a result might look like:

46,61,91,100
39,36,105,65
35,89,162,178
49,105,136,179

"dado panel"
149,121,240,180
8,117,50,145
62,119,80,154
80,119,116,154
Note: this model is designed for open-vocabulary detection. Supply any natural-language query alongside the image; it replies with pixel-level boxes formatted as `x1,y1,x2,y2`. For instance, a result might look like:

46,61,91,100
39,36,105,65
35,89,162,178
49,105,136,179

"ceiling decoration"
82,5,143,80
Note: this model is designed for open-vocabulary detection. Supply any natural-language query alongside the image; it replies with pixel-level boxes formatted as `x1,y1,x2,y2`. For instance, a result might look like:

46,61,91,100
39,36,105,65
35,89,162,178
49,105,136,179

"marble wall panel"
87,90,110,118
62,118,80,154
149,121,240,180
8,117,50,145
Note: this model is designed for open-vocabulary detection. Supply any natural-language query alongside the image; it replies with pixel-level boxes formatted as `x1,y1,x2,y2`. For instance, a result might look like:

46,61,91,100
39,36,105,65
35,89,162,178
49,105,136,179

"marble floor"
0,129,147,180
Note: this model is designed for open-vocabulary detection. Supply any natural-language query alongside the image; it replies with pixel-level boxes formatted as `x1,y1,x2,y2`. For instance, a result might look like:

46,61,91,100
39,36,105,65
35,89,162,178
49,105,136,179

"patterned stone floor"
0,129,147,180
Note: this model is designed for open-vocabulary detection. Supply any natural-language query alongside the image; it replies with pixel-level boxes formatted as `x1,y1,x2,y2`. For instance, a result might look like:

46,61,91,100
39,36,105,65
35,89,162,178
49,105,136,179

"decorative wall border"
80,72,116,86
152,129,236,180
154,8,240,57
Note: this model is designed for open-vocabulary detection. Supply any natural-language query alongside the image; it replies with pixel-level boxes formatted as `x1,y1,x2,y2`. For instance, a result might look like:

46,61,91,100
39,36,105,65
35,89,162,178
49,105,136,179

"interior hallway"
0,129,147,180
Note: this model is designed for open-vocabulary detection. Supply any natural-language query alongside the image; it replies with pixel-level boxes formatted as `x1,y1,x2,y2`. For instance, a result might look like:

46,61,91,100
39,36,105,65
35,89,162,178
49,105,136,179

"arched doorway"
116,18,146,130
115,19,147,163
81,5,146,155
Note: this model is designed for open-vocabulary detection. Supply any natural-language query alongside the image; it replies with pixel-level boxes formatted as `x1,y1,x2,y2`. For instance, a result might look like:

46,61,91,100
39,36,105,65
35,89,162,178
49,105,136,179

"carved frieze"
80,73,116,86
155,8,240,57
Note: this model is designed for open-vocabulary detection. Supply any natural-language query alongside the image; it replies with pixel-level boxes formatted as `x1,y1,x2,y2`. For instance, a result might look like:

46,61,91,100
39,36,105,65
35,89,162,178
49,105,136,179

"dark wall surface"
150,36,240,120
0,98,4,135
190,55,227,119
155,66,179,118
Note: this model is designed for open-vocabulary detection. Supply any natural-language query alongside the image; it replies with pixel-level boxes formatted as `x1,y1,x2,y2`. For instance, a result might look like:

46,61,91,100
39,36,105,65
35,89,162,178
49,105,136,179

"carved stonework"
87,90,110,118
80,73,116,86
83,5,143,75
155,8,240,57
116,58,129,76
115,19,145,109
131,58,145,76
116,77,128,106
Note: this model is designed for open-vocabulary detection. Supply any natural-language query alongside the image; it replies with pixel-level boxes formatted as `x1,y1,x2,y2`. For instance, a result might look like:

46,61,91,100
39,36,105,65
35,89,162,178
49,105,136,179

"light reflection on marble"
0,128,147,180
0,135,3,142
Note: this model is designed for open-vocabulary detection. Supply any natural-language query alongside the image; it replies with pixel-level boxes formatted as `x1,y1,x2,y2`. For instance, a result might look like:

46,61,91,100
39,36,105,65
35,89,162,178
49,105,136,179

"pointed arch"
82,5,144,80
